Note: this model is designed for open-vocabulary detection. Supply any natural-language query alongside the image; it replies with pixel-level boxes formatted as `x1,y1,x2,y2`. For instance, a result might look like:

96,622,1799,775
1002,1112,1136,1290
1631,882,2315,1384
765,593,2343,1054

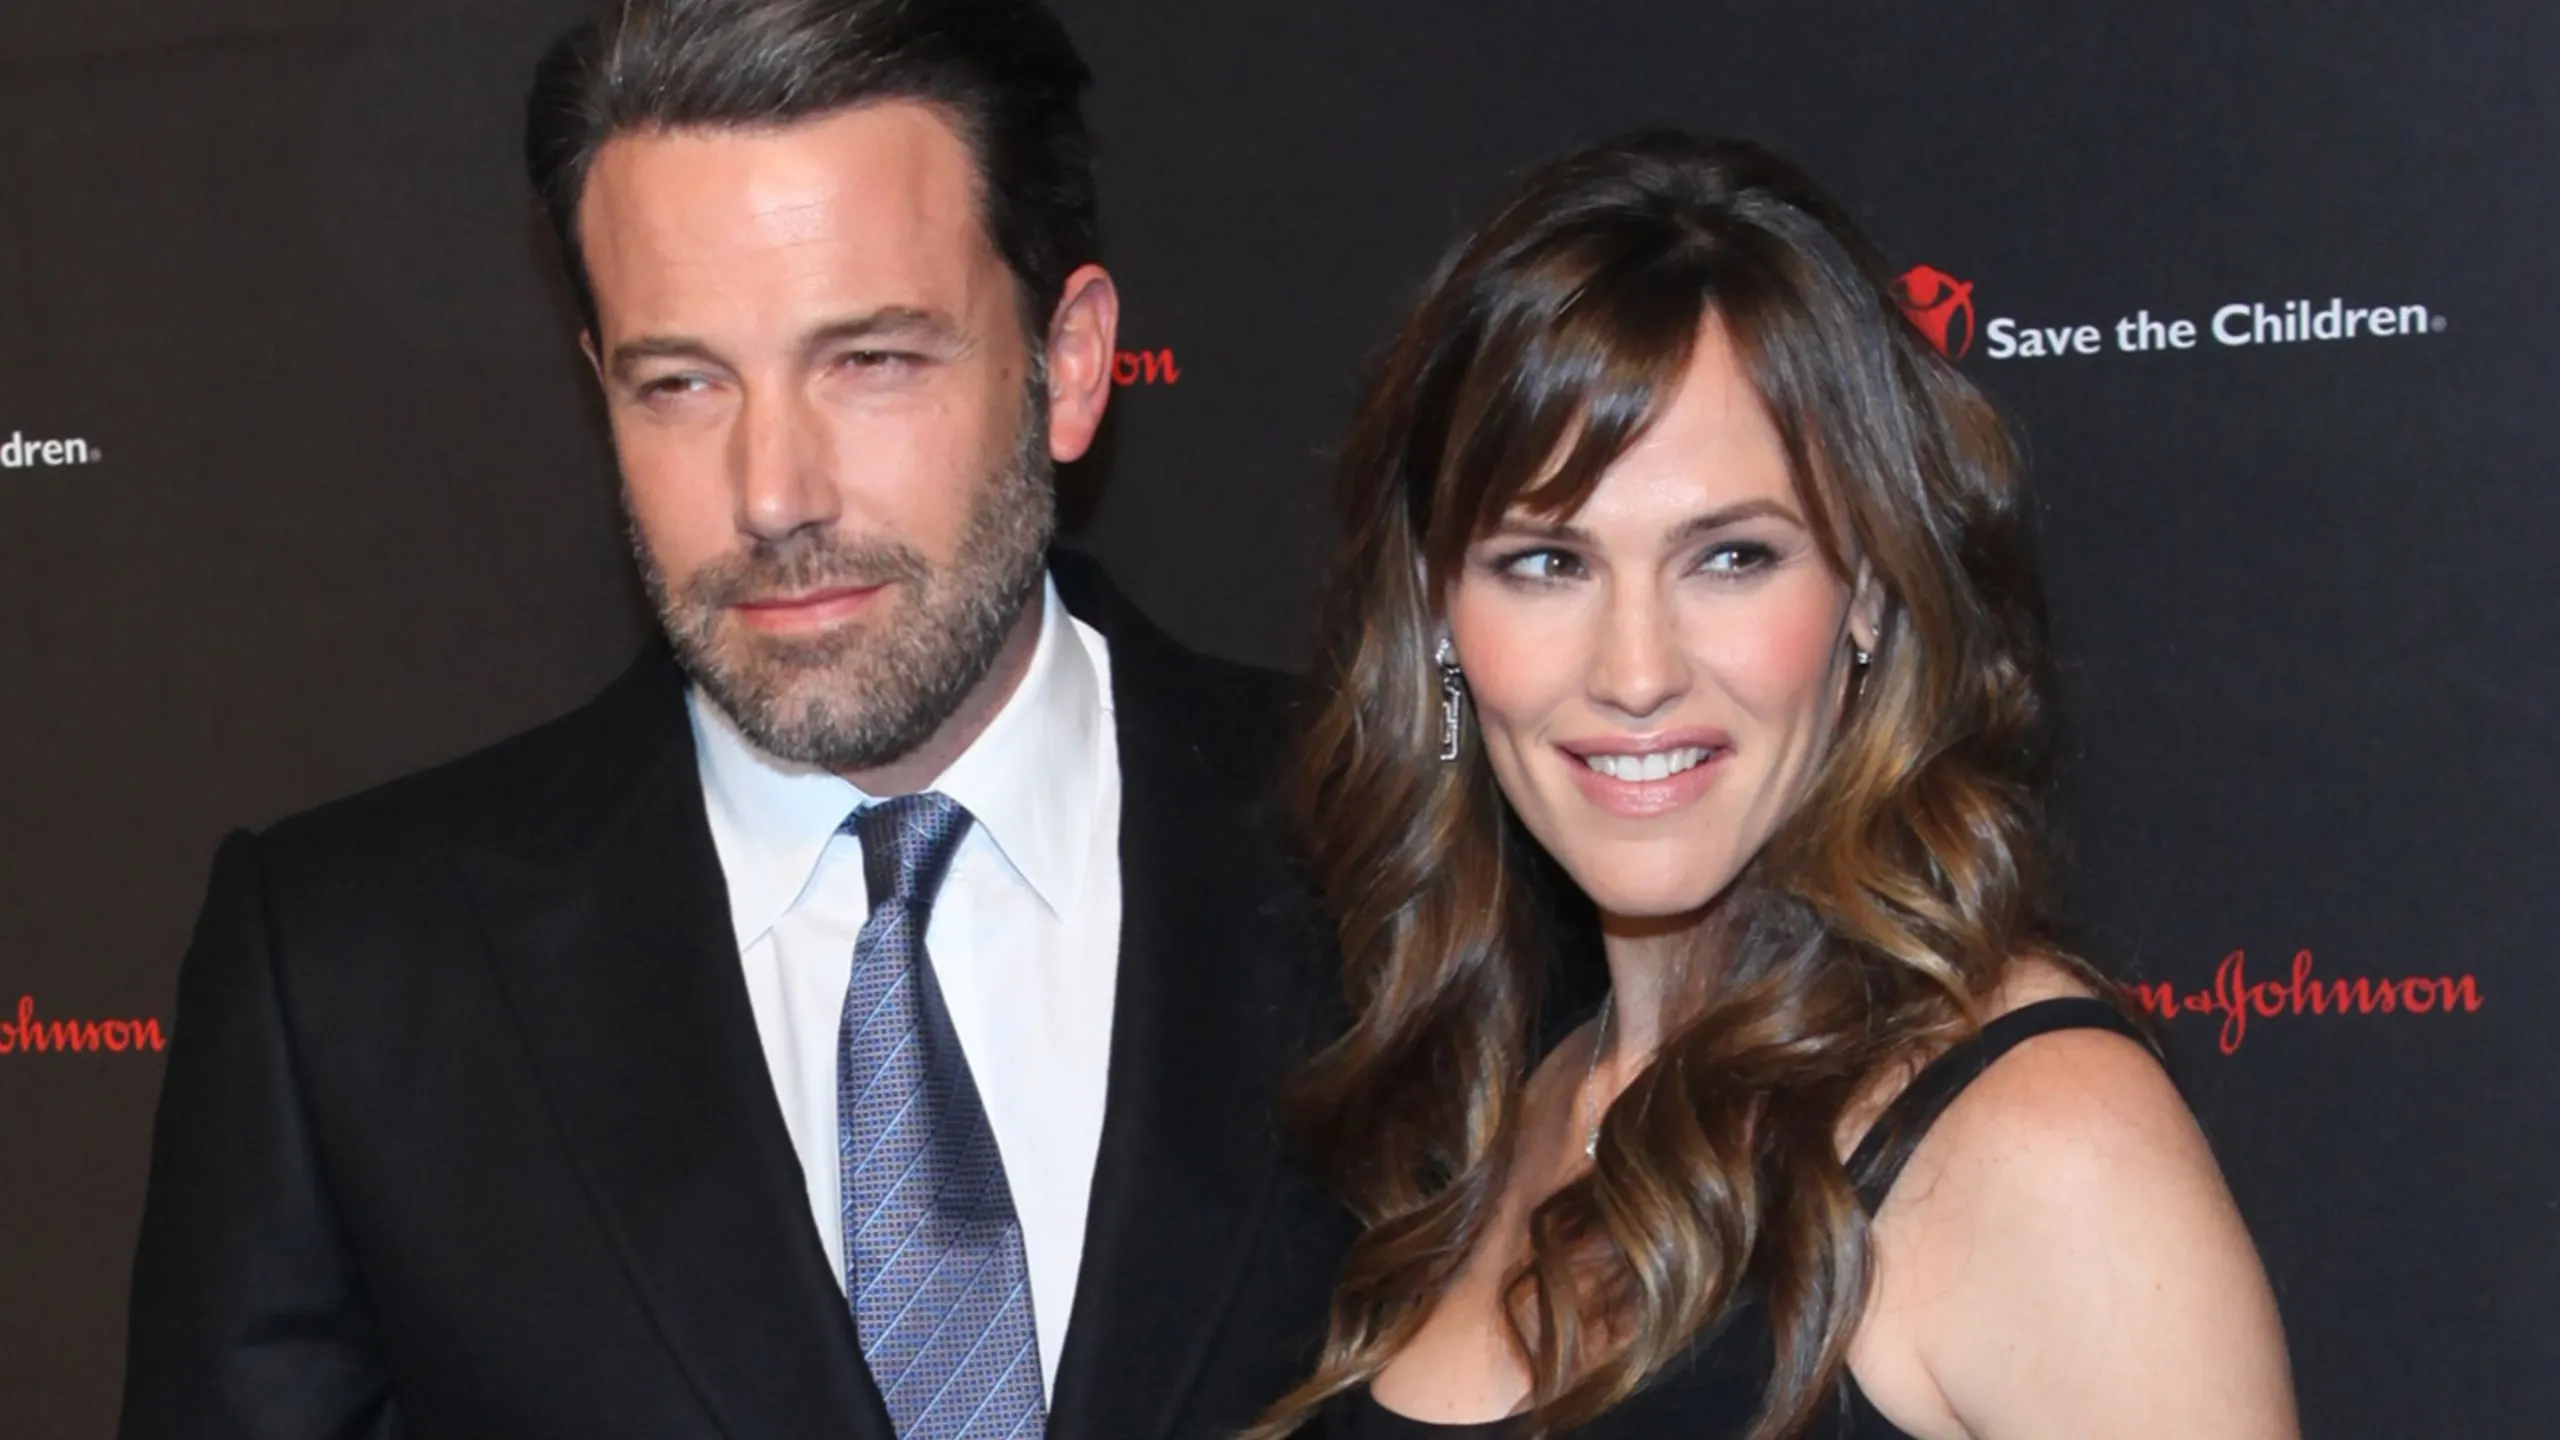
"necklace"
1581,997,1613,1160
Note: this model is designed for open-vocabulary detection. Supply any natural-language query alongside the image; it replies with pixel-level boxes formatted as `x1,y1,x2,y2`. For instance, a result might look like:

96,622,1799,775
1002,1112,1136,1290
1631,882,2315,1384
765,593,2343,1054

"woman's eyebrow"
1483,498,1804,547
1662,499,1804,543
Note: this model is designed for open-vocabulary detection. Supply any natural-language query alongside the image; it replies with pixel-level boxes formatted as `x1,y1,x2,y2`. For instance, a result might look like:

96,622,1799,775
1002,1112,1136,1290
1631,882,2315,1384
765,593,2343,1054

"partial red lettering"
2289,949,2320,1012
2,995,167,1058
2215,949,2249,1055
2119,951,2481,1054
1111,348,1182,386
2321,977,2396,1014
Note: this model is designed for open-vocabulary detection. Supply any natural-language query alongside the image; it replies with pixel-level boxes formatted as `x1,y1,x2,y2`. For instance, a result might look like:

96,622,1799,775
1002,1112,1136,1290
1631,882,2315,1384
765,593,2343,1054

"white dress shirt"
691,576,1122,1397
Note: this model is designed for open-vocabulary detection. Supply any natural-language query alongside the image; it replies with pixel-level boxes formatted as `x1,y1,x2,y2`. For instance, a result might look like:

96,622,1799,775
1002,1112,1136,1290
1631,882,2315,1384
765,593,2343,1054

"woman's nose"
1586,584,1687,721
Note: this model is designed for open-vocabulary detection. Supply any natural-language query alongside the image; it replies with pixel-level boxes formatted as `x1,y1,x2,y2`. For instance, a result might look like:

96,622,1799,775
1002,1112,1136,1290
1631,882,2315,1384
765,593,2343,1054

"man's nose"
732,383,840,542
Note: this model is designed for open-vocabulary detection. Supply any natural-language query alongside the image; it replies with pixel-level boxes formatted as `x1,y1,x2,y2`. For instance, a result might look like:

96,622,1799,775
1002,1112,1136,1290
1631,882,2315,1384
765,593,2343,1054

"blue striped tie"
839,794,1046,1439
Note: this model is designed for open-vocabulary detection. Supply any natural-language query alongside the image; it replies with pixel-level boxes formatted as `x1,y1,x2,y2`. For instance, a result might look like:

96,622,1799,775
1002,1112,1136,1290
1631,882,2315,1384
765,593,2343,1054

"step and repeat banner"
3,0,2553,1434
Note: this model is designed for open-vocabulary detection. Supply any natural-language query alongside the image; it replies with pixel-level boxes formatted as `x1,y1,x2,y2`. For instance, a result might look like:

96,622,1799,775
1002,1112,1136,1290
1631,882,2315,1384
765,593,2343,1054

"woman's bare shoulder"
1852,955,2299,1439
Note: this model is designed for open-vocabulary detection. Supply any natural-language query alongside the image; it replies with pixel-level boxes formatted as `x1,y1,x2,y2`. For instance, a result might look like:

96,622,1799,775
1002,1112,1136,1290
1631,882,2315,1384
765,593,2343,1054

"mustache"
678,530,933,611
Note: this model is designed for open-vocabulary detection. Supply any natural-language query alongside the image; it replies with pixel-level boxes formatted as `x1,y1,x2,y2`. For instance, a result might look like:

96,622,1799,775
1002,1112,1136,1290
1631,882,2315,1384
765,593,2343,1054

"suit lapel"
458,650,893,1440
1045,561,1332,1440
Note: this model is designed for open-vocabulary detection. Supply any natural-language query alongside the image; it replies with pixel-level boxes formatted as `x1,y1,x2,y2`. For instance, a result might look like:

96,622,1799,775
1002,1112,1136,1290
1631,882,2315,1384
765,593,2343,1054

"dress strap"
1845,996,2157,1216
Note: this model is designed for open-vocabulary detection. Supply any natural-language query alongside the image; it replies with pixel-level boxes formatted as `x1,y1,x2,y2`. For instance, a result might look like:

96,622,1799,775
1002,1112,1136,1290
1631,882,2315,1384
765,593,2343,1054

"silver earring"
1851,642,1872,699
1436,635,1464,762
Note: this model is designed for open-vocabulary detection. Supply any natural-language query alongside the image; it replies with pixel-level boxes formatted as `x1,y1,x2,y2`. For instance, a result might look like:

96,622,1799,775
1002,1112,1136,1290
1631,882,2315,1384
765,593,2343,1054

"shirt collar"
691,573,1106,950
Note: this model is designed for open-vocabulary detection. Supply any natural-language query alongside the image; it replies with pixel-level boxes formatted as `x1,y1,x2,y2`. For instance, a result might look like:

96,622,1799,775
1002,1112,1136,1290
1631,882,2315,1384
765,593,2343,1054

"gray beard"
630,373,1056,774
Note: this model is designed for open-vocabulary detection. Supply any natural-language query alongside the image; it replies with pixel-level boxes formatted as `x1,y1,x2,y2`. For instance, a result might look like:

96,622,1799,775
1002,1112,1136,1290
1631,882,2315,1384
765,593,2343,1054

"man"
119,2,1349,1436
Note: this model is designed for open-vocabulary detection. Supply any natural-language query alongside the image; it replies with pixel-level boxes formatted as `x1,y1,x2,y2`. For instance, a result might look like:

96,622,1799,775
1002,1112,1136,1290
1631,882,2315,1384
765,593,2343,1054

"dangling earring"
1436,635,1465,762
1851,641,1873,699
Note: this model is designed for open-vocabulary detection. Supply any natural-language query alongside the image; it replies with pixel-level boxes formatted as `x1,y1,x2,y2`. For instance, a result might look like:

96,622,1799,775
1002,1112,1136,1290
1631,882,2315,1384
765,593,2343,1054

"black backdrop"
5,2,2555,1434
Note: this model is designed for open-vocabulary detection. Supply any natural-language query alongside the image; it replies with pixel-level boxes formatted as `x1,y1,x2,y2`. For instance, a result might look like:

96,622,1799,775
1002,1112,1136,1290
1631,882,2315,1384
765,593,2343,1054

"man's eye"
838,349,920,371
1498,548,1585,583
638,374,708,401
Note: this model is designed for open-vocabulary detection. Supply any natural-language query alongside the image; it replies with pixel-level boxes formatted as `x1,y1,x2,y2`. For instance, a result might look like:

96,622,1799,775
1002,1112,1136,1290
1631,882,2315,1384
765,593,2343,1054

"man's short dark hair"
525,0,1097,338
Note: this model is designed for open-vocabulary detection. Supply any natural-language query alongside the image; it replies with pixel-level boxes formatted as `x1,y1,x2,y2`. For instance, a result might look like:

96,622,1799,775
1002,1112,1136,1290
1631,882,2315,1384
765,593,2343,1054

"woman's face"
1445,316,1875,922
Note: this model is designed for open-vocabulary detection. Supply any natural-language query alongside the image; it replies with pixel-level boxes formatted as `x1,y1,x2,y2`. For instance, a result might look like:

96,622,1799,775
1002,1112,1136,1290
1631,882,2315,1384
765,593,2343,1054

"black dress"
1316,997,2153,1440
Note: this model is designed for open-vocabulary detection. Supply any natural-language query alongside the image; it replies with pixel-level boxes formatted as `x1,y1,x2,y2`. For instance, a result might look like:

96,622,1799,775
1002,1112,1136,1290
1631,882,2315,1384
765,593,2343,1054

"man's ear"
1042,263,1120,464
579,329,604,385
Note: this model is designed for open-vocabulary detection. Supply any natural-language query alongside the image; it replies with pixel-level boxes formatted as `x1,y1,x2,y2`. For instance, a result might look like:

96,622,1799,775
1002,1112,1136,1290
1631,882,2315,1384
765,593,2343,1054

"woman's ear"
1849,561,1887,656
1414,557,1447,646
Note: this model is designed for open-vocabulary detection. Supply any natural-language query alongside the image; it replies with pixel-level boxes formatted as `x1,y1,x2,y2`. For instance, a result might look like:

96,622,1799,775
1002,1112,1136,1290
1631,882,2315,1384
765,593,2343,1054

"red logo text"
0,995,167,1056
1112,348,1181,386
2126,949,2481,1055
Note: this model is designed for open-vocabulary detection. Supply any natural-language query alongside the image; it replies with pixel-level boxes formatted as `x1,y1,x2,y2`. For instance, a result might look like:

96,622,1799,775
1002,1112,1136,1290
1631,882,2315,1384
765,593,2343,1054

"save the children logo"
0,429,103,468
1894,266,2448,361
1894,267,1976,360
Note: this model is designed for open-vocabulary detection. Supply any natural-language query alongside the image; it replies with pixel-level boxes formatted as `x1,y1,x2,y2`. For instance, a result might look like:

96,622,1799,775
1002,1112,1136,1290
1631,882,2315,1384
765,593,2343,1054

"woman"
1254,134,2296,1440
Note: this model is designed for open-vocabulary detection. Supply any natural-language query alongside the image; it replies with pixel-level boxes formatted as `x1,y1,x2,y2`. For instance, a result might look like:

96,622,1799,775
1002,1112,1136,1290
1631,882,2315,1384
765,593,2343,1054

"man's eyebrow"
606,335,723,383
605,308,967,384
801,307,964,355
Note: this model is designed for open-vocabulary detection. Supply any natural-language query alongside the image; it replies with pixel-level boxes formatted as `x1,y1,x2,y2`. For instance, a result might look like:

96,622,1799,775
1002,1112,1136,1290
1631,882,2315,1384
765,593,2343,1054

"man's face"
577,101,1053,773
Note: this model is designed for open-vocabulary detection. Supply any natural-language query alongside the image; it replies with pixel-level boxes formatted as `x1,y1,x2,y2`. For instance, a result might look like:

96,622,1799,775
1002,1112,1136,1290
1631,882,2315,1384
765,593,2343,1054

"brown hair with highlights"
1252,132,2117,1438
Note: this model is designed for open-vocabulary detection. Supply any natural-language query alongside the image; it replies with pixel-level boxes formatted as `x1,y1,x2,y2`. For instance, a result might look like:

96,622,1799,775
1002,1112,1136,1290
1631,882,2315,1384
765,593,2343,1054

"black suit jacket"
122,555,1353,1440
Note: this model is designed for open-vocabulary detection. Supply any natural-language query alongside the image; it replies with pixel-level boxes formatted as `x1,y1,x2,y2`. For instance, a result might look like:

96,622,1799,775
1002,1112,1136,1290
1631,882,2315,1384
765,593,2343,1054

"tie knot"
850,792,974,915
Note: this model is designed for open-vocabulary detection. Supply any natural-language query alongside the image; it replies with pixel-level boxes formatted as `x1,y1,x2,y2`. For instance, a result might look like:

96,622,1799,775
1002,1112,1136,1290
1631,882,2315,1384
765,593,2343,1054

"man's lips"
1556,729,1732,818
727,583,889,633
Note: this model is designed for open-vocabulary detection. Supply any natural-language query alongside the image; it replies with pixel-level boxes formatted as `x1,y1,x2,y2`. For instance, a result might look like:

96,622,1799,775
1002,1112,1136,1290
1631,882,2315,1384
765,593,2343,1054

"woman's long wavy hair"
1252,133,2116,1439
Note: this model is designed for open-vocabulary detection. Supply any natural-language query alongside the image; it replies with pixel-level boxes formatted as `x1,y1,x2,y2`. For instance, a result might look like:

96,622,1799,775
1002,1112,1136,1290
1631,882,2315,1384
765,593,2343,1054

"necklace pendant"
1581,997,1612,1164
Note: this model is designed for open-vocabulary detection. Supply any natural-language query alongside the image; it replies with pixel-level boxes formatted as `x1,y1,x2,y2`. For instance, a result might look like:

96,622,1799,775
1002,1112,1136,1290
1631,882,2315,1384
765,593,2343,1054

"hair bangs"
1713,273,1859,581
1419,238,1713,595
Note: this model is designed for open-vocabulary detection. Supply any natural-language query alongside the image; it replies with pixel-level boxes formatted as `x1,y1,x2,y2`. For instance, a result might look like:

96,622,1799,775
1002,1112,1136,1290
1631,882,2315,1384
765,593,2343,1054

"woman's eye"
1498,548,1586,583
1698,541,1777,576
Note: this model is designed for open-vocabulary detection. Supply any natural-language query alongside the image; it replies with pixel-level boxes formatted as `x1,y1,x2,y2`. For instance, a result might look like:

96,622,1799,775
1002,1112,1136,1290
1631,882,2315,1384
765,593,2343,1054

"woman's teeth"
1581,747,1713,782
